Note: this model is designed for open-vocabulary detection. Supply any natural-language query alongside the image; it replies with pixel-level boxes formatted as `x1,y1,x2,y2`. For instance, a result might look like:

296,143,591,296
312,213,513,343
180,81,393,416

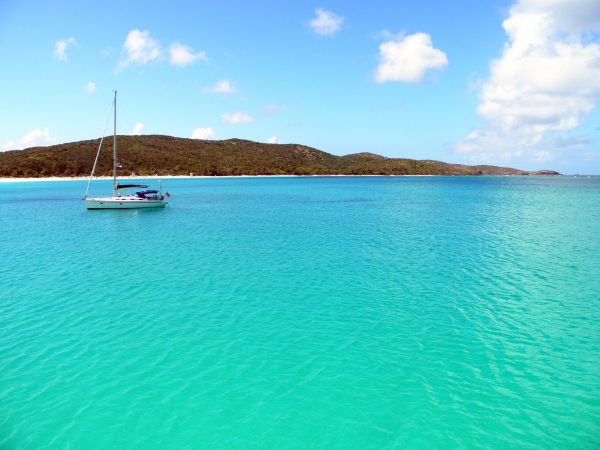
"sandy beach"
0,174,438,183
0,175,194,183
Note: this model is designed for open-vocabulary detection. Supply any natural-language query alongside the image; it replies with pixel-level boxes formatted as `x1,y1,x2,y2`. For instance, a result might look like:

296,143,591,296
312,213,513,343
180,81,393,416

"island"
0,135,560,178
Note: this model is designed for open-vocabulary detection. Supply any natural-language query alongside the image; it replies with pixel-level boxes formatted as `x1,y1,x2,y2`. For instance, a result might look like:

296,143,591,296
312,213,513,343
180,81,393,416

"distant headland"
0,135,560,178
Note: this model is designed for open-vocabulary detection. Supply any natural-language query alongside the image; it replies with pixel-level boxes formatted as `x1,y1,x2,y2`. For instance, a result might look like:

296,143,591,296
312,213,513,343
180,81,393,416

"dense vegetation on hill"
0,135,558,177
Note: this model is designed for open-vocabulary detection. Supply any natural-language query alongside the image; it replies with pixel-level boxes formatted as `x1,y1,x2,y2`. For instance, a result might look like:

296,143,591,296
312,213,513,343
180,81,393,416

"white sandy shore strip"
0,176,193,183
0,174,437,183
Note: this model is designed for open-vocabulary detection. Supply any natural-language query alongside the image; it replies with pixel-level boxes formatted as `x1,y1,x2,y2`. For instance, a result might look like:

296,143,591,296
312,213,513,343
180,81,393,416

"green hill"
0,135,559,177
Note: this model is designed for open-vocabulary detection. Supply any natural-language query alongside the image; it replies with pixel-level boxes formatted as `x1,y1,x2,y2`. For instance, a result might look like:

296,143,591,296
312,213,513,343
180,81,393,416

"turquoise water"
1,176,599,449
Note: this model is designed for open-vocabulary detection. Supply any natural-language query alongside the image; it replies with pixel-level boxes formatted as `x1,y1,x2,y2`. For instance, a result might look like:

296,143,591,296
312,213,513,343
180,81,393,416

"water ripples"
0,177,599,448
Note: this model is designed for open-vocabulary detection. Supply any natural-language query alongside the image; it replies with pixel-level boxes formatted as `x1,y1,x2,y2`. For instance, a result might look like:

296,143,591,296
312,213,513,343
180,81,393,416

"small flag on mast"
116,163,123,170
165,191,171,197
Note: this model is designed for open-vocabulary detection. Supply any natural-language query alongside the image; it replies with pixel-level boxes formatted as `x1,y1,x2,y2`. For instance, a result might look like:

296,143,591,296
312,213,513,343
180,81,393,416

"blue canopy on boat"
136,190,159,198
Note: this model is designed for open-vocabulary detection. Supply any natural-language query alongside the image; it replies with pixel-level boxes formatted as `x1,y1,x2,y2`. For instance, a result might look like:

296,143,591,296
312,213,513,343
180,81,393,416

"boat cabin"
136,189,161,200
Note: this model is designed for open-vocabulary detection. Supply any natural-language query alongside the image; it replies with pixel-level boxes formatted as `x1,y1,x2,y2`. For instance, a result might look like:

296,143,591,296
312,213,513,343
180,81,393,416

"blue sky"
1,0,599,174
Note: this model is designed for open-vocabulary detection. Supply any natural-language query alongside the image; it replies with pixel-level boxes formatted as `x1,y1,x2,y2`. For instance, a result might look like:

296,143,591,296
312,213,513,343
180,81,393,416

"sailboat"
83,91,168,209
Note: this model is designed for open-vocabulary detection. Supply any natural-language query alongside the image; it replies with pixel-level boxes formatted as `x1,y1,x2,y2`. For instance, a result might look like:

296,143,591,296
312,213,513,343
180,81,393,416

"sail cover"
116,184,150,190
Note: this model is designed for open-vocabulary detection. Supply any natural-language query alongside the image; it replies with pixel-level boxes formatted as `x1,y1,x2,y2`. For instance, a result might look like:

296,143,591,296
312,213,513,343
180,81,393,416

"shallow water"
1,176,599,449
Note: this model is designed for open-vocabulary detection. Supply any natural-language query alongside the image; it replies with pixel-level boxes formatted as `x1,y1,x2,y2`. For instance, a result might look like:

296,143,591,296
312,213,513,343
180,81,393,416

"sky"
1,0,599,174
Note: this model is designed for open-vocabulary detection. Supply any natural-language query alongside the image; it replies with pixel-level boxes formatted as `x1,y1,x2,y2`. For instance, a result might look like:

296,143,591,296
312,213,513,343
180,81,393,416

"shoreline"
0,174,581,183
0,174,444,183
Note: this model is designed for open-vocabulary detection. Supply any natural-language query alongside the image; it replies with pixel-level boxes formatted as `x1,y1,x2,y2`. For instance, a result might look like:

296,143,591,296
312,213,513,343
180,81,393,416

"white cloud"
101,47,115,58
532,150,553,162
117,30,161,71
192,127,215,139
373,32,448,83
261,103,285,115
1,128,57,151
550,136,592,149
131,123,145,135
268,136,281,144
454,0,600,161
517,0,600,33
309,8,344,36
221,111,253,124
169,42,207,67
53,37,77,61
81,82,97,94
203,79,236,94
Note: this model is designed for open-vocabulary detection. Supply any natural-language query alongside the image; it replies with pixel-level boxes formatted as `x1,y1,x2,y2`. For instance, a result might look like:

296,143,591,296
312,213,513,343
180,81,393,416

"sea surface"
1,176,599,449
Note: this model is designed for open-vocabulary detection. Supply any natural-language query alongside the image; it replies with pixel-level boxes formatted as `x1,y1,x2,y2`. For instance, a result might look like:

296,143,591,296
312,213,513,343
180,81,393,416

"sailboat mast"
113,90,117,197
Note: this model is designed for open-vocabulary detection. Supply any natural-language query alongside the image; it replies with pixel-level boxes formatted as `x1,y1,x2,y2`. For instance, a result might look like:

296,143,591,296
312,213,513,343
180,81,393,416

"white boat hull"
84,197,167,209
